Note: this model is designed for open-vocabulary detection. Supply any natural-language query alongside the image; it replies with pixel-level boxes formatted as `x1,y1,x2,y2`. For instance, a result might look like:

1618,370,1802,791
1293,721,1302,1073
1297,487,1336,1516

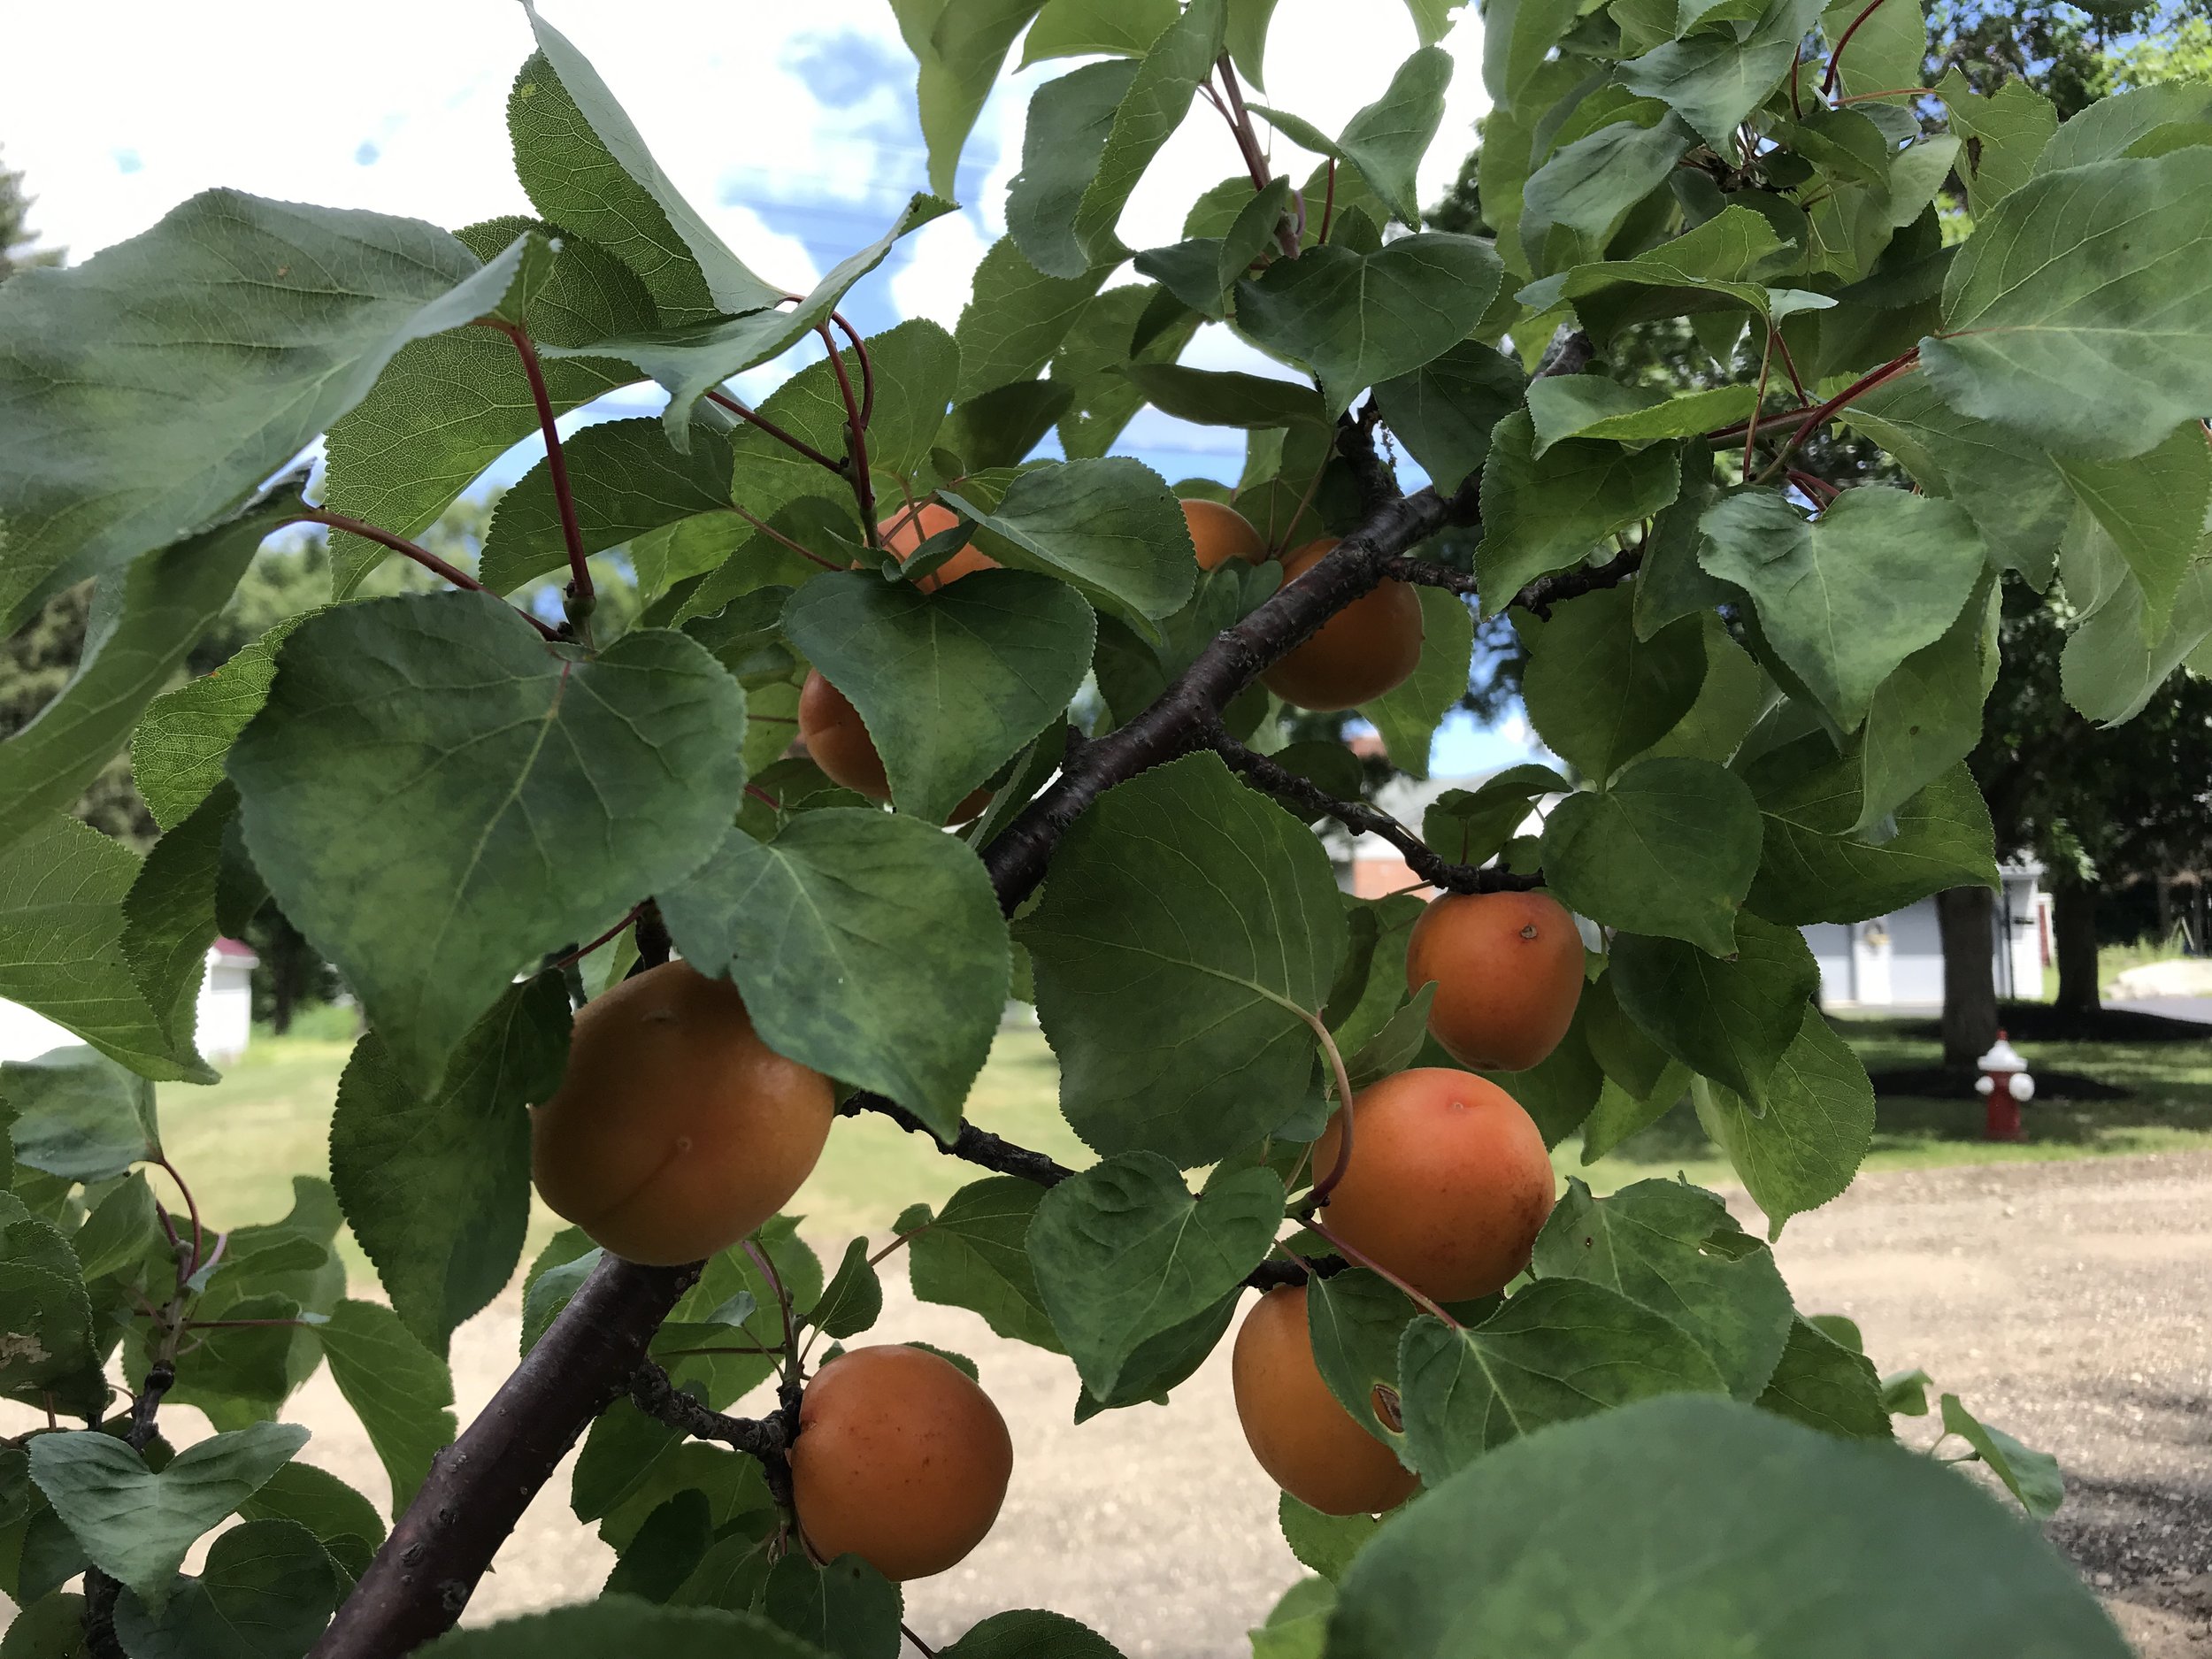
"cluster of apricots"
528,697,1584,1568
530,961,1013,1580
1230,889,1585,1514
795,496,1430,809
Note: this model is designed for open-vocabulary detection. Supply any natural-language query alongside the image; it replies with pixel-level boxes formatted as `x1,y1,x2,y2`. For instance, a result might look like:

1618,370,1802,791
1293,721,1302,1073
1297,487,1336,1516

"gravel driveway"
260,1149,2212,1657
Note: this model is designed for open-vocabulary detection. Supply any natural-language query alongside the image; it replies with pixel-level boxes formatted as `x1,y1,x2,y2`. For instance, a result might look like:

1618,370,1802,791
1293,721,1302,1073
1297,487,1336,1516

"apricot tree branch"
294,512,565,641
494,322,593,632
1206,729,1543,895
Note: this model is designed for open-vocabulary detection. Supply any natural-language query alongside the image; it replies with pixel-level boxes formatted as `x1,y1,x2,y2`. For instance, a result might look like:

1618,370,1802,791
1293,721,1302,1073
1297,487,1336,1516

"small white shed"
1807,864,2047,1010
0,938,258,1066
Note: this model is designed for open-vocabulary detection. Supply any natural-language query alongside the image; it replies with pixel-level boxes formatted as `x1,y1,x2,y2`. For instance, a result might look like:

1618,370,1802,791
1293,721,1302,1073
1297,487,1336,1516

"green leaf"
1327,1394,2129,1658
1540,757,1763,956
479,419,734,596
1477,415,1683,612
329,973,568,1358
1236,234,1503,417
1609,915,1820,1102
1530,380,1759,453
0,191,529,634
907,1178,1064,1352
780,571,1095,825
1756,1316,1892,1439
28,1423,306,1615
1933,69,2059,217
1008,61,1141,280
0,495,290,858
1518,116,1697,273
1363,588,1474,780
893,0,1052,201
1523,204,1810,349
1531,1178,1793,1398
1120,365,1325,429
1018,752,1346,1164
659,812,1008,1137
230,594,744,1092
1523,589,1706,781
2035,80,2212,173
939,1609,1126,1658
1028,1153,1282,1398
1421,765,1568,866
1746,754,2000,926
1621,0,1824,152
1266,47,1453,227
2058,535,2212,725
320,219,648,598
1820,0,1923,104
113,786,234,1064
1279,1494,1385,1584
1693,1004,1875,1233
69,1173,164,1283
856,320,963,484
1071,1292,1238,1417
0,1592,89,1658
1924,150,2212,460
1371,342,1526,492
941,457,1194,634
1306,1268,1419,1445
1939,1394,2064,1519
0,1219,100,1416
317,1299,455,1517
1052,286,1203,463
762,1553,902,1659
419,1601,832,1658
1699,487,1986,731
2052,418,2212,633
805,1241,883,1342
132,614,319,833
953,238,1109,402
1396,1279,1727,1479
1856,574,2001,831
0,818,208,1083
1483,0,1584,107
235,1461,386,1586
0,1043,160,1181
1578,1063,1694,1163
553,195,955,447
1020,0,1180,63
511,17,780,319
112,1517,336,1659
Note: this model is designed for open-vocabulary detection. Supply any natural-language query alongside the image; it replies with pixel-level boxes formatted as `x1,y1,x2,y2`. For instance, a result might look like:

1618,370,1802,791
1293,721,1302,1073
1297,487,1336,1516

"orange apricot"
1232,1285,1420,1516
879,501,998,592
1406,890,1585,1071
791,1344,1014,1579
1182,497,1268,570
1310,1068,1554,1302
529,961,833,1267
1259,538,1424,711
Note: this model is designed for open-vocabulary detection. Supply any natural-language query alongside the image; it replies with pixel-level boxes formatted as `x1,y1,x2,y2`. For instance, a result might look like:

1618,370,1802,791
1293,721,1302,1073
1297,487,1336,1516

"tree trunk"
2053,878,2101,1015
1937,886,1998,1069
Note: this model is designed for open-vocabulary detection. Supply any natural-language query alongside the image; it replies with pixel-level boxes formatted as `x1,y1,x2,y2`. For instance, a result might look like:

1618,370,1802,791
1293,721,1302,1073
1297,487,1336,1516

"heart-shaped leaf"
229,591,745,1092
1027,1152,1285,1399
1609,916,1822,1104
29,1422,308,1613
113,1517,337,1659
1540,757,1763,956
780,570,1095,826
941,457,1194,634
659,811,1010,1138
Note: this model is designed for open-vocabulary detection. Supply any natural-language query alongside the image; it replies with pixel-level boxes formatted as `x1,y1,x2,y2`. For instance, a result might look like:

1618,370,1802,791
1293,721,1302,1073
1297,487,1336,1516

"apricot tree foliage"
0,0,2200,1653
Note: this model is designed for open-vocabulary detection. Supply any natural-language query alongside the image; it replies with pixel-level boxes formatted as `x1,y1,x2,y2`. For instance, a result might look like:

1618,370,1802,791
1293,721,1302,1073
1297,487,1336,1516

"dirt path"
266,1150,2212,1655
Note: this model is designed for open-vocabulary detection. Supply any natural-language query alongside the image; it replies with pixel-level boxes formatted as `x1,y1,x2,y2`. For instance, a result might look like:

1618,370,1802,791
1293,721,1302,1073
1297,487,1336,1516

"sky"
9,0,1544,774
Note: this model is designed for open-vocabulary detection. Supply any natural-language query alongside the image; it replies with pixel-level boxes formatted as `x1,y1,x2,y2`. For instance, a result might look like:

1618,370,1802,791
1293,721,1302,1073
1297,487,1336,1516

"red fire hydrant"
1974,1030,2035,1141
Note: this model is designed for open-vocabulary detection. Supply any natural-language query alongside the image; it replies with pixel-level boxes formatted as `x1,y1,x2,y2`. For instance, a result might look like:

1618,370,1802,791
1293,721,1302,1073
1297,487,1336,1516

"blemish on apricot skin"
1520,924,1539,940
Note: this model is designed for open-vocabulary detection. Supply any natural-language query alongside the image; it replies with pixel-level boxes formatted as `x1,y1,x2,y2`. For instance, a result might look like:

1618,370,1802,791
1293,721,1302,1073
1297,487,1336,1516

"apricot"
1259,539,1424,711
1232,1286,1419,1516
791,1344,1014,1579
1406,890,1584,1071
795,669,993,822
529,961,833,1267
1310,1068,1554,1302
880,501,998,592
1182,497,1267,570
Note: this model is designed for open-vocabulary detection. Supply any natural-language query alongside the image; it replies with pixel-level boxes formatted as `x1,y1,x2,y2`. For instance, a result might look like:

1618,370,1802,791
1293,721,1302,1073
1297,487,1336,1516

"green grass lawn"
156,1003,2212,1286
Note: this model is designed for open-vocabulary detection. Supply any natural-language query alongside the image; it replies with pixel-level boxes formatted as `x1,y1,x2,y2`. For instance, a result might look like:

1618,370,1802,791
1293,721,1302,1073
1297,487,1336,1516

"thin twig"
548,904,646,972
1215,56,1302,257
1755,347,1921,482
1317,158,1337,245
726,501,843,572
818,323,879,547
705,388,846,474
1823,0,1893,93
1299,1011,1360,1210
495,323,593,633
295,513,564,641
150,1156,204,1283
829,311,874,428
1302,1215,1461,1329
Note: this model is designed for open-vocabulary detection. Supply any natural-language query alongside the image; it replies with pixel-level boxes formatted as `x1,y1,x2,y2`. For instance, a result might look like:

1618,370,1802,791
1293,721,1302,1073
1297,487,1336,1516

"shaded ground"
240,1150,2210,1656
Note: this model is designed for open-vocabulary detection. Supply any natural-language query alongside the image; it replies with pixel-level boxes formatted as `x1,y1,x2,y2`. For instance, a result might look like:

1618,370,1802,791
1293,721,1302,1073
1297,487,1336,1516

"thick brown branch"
1379,542,1644,620
1207,731,1542,894
310,1260,699,1659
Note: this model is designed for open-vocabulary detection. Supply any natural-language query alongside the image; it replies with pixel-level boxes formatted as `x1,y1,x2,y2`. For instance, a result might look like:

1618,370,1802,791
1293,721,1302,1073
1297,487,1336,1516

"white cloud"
889,209,990,329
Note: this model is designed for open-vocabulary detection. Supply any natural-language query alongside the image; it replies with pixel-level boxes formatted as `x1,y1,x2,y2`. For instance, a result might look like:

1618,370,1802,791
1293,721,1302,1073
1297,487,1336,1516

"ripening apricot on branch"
1310,1068,1555,1302
1260,538,1424,710
1233,1284,1420,1516
1182,496,1268,570
1406,890,1584,1071
529,961,834,1266
879,499,999,590
791,1343,1015,1579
